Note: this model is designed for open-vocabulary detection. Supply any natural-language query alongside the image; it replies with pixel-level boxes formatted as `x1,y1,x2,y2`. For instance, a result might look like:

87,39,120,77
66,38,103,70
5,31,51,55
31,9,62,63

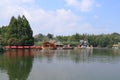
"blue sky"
0,0,120,35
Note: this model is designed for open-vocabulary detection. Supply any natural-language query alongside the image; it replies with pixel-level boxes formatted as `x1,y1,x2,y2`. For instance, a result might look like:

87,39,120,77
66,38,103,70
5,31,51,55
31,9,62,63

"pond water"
0,48,120,80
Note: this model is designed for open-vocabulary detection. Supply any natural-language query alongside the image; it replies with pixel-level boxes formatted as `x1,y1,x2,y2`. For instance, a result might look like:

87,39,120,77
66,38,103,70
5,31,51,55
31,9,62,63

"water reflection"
30,49,120,80
0,49,120,80
35,49,120,64
0,49,34,80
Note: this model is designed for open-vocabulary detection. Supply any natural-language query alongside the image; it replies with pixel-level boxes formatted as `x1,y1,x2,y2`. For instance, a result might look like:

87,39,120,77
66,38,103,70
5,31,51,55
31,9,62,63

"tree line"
0,15,120,47
0,15,34,46
34,33,120,47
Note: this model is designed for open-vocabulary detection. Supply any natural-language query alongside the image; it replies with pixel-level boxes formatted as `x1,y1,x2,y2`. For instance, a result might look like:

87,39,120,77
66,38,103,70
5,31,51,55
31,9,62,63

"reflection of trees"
69,49,92,63
42,50,55,63
55,49,93,63
0,49,34,80
34,50,55,63
55,49,120,63
91,49,120,63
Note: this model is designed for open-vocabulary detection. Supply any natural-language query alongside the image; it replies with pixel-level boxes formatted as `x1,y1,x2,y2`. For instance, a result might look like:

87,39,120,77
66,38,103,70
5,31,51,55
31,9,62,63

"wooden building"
42,41,57,50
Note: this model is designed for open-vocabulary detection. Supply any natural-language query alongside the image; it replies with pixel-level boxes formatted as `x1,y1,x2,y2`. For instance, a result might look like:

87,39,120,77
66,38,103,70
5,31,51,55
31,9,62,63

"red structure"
18,46,23,49
4,46,41,49
24,46,29,49
11,46,17,49
4,46,10,49
35,46,41,49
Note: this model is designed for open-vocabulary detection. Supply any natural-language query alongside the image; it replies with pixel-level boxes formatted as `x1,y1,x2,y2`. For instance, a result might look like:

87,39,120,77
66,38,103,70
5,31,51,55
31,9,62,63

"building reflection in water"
0,49,34,80
34,49,93,63
35,49,120,64
0,48,120,80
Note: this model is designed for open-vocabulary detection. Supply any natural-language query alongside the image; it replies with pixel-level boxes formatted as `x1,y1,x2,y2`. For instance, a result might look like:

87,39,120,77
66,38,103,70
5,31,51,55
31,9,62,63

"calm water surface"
0,49,120,80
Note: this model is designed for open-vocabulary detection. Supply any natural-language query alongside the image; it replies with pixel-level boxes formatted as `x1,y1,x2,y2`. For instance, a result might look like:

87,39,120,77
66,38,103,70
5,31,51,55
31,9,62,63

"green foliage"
47,33,53,39
0,15,34,46
34,33,120,47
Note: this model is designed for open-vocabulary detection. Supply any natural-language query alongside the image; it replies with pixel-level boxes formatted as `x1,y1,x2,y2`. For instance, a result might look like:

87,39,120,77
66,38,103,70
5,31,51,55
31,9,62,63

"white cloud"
93,15,99,19
0,0,106,36
65,0,78,6
28,8,80,35
19,0,35,3
80,0,94,12
65,0,97,12
0,0,36,25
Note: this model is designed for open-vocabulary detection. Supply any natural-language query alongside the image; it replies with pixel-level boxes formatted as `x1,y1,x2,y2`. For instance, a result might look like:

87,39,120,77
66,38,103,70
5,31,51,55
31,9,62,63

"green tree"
0,15,34,46
47,33,53,40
